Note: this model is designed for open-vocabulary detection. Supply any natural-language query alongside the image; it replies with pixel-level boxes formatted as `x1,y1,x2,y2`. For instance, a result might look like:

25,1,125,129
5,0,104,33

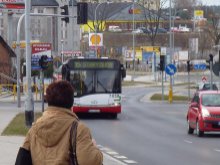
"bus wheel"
111,113,118,119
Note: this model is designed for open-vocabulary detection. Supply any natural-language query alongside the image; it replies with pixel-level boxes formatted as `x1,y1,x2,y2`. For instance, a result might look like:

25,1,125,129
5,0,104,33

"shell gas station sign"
89,33,103,47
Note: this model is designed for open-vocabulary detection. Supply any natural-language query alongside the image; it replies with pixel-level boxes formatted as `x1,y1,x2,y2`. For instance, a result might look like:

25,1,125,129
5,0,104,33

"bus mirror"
61,64,70,81
121,64,126,78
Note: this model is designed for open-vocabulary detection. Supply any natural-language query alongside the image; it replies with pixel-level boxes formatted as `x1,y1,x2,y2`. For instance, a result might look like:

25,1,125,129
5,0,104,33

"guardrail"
0,84,49,101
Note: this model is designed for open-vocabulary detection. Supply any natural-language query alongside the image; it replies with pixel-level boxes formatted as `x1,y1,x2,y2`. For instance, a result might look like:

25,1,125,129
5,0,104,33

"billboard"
31,43,52,70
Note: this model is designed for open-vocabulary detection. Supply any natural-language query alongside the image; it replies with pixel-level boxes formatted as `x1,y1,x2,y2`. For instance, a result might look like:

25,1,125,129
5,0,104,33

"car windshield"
202,83,218,90
201,94,220,106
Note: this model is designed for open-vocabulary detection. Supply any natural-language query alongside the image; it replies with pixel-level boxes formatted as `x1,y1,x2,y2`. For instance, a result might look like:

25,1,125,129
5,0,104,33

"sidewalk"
0,107,126,165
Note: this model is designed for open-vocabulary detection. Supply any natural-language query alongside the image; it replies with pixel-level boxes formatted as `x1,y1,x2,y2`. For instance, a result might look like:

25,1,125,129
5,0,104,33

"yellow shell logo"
90,34,101,45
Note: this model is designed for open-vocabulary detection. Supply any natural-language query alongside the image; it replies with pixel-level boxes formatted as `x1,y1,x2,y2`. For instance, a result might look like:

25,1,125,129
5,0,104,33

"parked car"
187,90,220,137
153,27,167,33
132,28,144,34
138,27,151,34
108,26,122,32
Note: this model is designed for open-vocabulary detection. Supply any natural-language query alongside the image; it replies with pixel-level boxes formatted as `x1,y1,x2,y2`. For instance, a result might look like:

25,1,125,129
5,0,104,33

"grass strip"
1,112,42,136
150,93,189,101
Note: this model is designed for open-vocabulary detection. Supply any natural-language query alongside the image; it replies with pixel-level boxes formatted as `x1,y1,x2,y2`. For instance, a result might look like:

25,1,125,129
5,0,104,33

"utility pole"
24,0,34,127
132,0,135,80
169,0,173,103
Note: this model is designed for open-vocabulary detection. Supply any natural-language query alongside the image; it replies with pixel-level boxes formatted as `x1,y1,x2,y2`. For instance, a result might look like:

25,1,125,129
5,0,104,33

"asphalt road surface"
80,86,220,165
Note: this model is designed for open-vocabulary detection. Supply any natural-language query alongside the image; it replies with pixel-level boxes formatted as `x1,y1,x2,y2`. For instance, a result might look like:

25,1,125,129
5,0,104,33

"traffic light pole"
16,11,77,127
162,71,164,101
24,0,34,127
40,70,44,112
187,60,190,101
16,13,77,107
209,54,213,90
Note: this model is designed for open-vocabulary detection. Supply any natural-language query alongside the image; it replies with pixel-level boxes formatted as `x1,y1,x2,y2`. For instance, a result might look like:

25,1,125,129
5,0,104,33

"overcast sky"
201,0,220,6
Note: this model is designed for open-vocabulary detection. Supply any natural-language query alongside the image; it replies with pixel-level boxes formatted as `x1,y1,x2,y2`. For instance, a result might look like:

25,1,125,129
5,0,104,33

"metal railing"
0,84,49,101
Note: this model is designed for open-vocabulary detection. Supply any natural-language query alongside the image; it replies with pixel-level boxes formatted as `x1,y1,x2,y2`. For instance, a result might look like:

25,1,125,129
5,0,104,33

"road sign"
193,64,206,70
165,64,177,76
202,76,207,82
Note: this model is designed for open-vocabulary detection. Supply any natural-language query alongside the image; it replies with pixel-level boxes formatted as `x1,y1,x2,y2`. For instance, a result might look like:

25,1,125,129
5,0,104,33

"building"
0,36,16,83
0,0,81,79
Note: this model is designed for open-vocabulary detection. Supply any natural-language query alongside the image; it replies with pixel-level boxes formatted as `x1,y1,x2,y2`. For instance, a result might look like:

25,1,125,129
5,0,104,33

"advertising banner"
31,43,52,70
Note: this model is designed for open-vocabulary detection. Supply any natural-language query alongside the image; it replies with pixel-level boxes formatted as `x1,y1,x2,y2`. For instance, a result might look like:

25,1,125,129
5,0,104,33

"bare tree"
208,13,220,46
138,0,167,46
87,3,112,32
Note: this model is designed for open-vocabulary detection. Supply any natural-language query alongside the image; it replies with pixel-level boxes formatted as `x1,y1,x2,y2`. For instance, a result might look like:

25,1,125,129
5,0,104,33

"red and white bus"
61,58,126,118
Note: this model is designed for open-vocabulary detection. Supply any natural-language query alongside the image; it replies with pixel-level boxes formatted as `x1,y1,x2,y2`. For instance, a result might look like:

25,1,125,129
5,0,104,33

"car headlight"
201,106,210,117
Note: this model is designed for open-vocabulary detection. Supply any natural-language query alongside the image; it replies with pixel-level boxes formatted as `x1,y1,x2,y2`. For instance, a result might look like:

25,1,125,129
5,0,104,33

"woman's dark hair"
46,80,74,109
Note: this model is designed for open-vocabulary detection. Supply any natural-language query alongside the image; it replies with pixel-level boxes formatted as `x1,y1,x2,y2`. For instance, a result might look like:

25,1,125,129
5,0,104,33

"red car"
187,90,220,137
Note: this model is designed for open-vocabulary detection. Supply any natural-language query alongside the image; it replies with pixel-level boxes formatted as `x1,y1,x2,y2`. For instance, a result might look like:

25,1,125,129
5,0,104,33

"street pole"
71,0,74,53
24,0,34,127
40,70,44,112
132,0,135,80
16,13,76,109
94,3,103,58
16,13,25,108
61,39,64,63
168,0,173,103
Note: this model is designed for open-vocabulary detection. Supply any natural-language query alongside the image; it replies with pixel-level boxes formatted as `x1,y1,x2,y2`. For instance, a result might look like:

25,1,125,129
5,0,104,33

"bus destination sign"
74,61,115,69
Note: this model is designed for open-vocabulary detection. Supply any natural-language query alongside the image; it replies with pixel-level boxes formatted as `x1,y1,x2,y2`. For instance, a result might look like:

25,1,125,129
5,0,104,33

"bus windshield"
69,69,120,97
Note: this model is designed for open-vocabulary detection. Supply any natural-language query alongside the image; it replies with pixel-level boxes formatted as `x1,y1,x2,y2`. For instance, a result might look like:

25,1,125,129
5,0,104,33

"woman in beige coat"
21,80,103,165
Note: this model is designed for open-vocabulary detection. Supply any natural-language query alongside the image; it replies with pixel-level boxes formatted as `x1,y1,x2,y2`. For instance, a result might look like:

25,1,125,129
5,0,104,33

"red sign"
0,0,24,4
202,76,207,82
0,0,25,9
0,3,24,9
32,43,52,54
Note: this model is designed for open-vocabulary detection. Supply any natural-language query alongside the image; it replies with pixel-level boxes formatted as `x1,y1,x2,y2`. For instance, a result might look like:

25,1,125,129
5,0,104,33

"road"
81,86,220,165
1,85,220,165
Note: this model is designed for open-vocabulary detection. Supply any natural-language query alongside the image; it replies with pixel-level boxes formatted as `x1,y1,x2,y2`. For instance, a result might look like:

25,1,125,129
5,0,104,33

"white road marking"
214,149,220,152
103,153,128,165
107,151,119,155
184,140,193,144
123,160,138,164
98,145,138,164
114,155,127,159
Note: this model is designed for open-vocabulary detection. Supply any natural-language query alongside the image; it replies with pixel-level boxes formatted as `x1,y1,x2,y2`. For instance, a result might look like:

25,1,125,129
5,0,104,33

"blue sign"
165,64,177,76
193,64,206,70
31,57,53,70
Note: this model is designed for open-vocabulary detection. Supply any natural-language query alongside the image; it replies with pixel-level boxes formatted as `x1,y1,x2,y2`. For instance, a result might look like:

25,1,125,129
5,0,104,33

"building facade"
0,0,81,74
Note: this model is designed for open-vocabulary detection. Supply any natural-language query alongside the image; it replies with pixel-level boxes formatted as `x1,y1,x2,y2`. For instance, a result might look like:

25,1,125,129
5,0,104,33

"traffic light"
77,2,88,24
187,60,190,72
39,55,49,70
60,5,69,23
206,54,213,70
206,59,210,70
159,55,165,71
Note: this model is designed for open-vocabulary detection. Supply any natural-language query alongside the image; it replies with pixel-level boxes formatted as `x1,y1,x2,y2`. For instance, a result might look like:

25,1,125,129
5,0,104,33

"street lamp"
94,1,112,58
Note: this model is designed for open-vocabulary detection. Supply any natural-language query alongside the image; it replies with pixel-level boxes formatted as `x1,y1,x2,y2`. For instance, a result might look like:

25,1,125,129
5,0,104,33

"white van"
108,26,122,32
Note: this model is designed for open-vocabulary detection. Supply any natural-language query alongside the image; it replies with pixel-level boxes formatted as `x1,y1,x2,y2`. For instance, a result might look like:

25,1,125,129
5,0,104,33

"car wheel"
187,119,194,134
196,120,204,137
